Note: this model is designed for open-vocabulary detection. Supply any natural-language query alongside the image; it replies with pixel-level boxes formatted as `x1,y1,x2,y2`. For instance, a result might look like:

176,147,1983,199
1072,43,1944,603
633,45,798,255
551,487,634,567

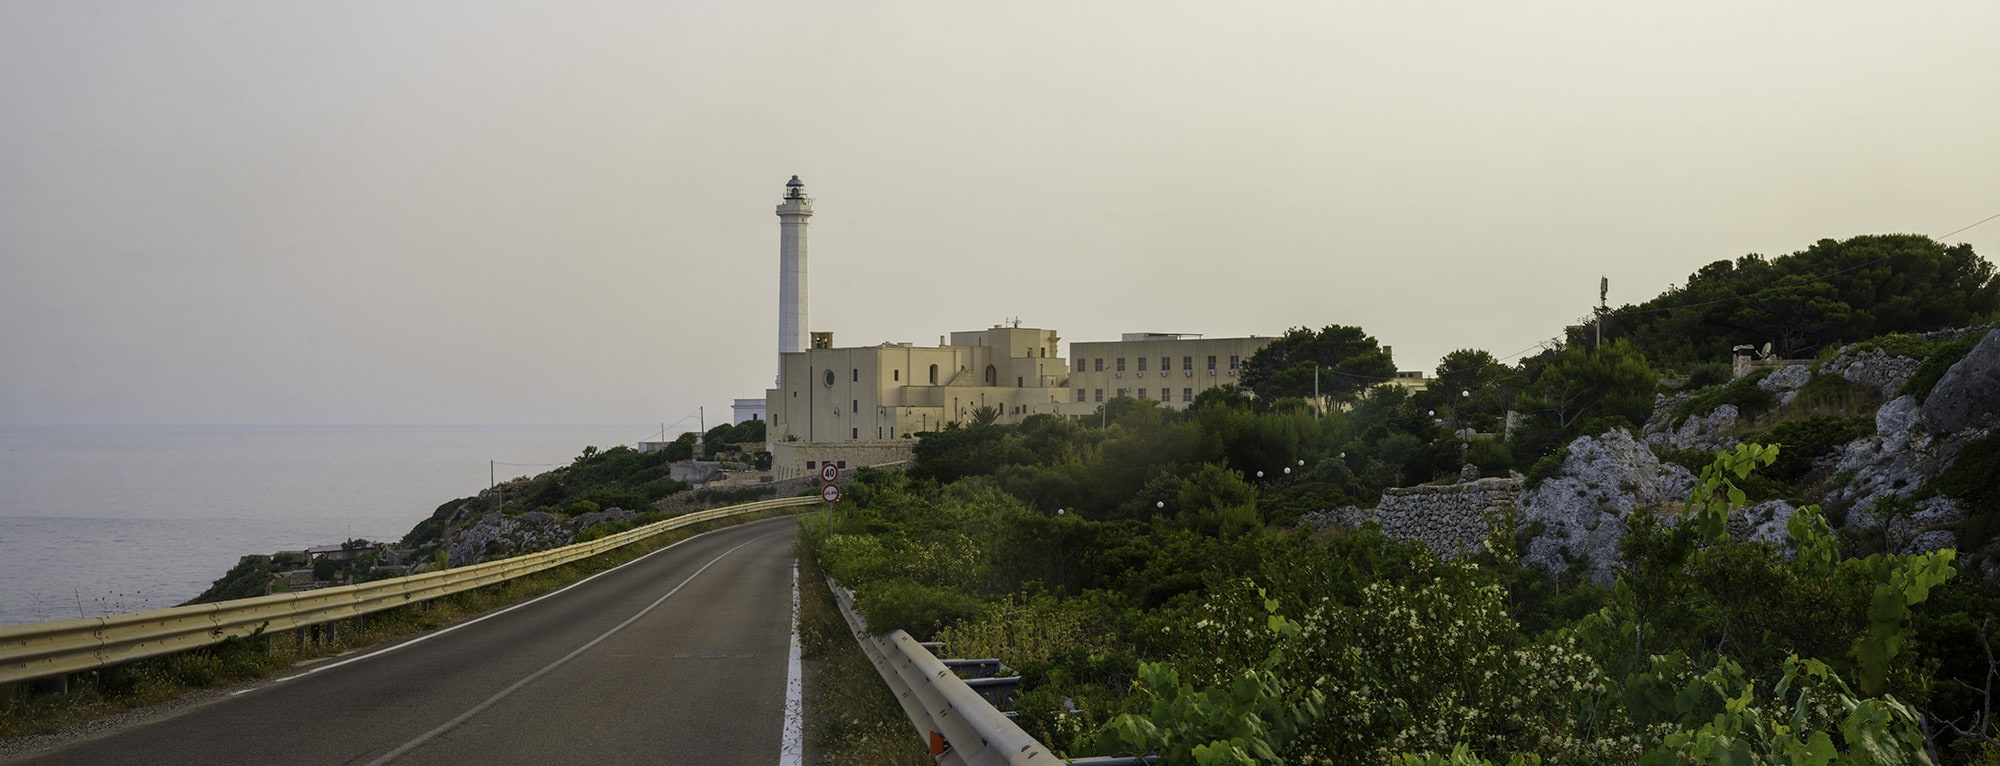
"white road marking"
779,562,804,766
365,533,776,765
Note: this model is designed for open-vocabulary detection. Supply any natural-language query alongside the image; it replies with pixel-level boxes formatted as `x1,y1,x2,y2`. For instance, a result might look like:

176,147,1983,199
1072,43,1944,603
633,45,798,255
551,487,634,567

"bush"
1684,362,1733,390
1757,416,1872,485
1670,369,1776,428
854,580,982,640
573,520,633,543
1900,334,1982,403
1463,437,1513,475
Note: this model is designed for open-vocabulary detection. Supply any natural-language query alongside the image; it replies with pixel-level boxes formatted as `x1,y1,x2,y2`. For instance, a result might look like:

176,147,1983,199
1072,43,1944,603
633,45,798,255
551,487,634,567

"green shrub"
1522,447,1567,490
1683,362,1733,390
1757,416,1872,485
1463,438,1513,474
1670,369,1776,428
854,580,982,640
1900,334,1982,403
573,520,634,543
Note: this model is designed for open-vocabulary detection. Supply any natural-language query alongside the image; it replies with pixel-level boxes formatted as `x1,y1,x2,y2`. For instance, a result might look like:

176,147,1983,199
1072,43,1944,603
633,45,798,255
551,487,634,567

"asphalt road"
9,515,805,765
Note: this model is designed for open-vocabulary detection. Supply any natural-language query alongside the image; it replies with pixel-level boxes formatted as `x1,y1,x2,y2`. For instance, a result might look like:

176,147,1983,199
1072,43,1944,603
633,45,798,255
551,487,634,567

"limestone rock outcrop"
1518,429,1695,585
1919,329,2000,435
1645,403,1741,452
1818,348,1920,400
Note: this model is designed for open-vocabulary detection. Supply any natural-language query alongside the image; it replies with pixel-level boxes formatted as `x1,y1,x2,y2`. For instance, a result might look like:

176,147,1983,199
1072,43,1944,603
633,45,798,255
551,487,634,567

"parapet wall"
1374,477,1524,559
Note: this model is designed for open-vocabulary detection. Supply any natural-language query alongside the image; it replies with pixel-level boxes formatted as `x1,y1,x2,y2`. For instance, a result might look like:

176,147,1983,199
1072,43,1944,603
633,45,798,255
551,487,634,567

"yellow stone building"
764,325,1073,478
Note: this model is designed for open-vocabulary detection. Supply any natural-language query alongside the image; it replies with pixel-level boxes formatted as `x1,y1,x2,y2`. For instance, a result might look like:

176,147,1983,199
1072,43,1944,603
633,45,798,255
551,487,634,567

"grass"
794,532,932,765
0,508,807,740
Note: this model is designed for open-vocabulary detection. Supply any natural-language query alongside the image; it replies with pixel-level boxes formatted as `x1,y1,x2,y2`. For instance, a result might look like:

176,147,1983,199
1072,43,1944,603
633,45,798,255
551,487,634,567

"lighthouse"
775,175,813,385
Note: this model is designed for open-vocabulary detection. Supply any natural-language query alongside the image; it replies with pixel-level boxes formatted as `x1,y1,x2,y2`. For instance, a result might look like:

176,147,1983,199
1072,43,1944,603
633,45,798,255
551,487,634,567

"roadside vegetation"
807,234,2000,763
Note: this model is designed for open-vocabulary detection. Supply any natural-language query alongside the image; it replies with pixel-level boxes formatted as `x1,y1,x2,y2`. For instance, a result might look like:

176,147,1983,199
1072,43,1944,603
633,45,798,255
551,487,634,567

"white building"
764,324,1073,478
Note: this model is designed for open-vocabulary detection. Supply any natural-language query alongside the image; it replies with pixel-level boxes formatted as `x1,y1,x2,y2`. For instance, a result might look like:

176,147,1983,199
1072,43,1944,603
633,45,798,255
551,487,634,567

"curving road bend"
9,515,805,765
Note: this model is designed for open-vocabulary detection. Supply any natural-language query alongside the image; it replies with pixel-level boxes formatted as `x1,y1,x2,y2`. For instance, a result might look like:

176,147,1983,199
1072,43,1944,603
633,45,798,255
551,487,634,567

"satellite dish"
1761,342,1773,358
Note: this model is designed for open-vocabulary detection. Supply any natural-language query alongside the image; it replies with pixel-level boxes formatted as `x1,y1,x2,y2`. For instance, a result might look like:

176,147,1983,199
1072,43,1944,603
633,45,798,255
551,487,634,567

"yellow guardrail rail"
0,496,818,686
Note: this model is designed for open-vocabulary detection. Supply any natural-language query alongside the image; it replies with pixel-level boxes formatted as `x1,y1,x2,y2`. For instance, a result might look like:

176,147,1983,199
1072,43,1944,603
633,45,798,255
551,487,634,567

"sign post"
819,462,840,532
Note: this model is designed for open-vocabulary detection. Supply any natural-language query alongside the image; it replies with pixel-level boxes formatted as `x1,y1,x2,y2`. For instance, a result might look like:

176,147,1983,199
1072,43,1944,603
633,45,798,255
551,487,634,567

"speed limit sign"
820,484,842,503
819,463,839,483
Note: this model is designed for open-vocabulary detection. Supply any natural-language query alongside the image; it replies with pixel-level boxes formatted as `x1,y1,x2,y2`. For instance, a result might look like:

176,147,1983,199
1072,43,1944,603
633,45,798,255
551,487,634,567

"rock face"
1646,404,1741,452
1518,429,1696,585
1825,390,1977,555
1920,329,2000,435
1818,348,1921,400
1372,478,1524,559
447,511,571,567
1757,364,1813,408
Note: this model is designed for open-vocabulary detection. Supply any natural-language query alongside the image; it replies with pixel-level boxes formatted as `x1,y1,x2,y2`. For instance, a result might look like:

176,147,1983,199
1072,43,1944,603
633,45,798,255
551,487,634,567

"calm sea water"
0,424,659,627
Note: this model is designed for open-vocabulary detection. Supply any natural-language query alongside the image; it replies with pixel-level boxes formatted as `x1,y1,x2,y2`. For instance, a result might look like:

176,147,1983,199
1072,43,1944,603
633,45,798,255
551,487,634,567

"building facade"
765,325,1073,477
1060,333,1275,413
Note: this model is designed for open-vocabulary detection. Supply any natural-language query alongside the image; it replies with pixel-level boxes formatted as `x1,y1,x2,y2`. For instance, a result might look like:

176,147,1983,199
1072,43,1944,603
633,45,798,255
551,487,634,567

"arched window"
929,364,939,384
985,365,997,385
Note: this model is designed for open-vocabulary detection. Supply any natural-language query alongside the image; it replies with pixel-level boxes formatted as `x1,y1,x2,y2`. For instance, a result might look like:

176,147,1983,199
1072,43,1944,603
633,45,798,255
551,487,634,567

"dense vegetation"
807,234,2000,763
1587,234,1999,370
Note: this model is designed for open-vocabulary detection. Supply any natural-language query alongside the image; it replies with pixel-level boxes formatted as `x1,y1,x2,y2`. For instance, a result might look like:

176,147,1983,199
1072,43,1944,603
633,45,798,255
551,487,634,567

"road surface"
9,515,805,765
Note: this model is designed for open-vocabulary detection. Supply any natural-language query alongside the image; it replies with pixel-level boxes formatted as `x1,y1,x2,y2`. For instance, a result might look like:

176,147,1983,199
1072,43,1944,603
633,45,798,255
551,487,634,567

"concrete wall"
769,440,915,481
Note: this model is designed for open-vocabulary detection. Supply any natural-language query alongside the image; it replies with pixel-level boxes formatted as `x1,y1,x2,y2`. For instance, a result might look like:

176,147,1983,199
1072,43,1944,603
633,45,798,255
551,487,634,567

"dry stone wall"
1372,477,1523,559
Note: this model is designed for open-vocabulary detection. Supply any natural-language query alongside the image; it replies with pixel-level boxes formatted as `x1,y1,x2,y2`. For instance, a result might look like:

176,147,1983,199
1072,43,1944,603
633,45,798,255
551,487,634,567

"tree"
1239,325,1397,405
1415,349,1514,432
1511,340,1655,459
1584,235,2000,369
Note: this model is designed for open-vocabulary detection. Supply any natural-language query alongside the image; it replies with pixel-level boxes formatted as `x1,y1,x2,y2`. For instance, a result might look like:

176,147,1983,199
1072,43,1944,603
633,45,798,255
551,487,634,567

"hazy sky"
3,2,1996,427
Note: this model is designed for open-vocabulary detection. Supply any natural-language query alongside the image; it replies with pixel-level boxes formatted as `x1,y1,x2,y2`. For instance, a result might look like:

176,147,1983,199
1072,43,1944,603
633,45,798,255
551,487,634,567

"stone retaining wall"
1374,477,1524,559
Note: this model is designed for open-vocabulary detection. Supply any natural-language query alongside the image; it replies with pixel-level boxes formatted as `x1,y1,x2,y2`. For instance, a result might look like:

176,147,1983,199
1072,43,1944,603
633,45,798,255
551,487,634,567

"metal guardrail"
0,496,818,686
828,580,1057,765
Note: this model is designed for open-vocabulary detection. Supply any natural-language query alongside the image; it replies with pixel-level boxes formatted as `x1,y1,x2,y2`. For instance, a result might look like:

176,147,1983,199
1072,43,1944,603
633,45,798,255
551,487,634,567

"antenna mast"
1595,276,1608,349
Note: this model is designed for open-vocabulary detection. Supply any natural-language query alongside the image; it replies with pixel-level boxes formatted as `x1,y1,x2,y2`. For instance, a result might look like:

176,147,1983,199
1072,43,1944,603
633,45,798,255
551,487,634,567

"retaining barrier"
0,496,818,686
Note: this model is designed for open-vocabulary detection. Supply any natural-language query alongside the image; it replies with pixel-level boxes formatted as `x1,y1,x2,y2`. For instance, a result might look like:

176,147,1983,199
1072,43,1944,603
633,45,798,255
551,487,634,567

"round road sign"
819,464,839,483
820,484,842,503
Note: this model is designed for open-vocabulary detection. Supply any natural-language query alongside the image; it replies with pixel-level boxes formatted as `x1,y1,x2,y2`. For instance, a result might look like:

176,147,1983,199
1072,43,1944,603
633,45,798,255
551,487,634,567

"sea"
0,424,662,628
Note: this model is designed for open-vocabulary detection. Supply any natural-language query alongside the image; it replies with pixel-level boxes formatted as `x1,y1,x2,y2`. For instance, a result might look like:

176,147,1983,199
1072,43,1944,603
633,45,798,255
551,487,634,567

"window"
1183,356,1193,371
1207,355,1217,371
852,400,859,413
836,461,846,469
1161,356,1171,373
1229,355,1239,371
852,369,859,382
851,428,858,439
1076,388,1086,401
894,369,900,381
929,364,938,384
1094,389,1103,402
1137,357,1147,372
1094,358,1103,372
1117,388,1128,397
1138,388,1147,400
806,461,817,470
824,370,836,386
1183,388,1193,402
1017,376,1024,387
985,365,997,384
1116,357,1126,372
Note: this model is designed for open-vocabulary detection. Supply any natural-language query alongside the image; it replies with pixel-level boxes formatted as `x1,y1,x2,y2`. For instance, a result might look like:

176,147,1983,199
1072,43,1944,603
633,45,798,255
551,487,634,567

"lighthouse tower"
775,175,813,384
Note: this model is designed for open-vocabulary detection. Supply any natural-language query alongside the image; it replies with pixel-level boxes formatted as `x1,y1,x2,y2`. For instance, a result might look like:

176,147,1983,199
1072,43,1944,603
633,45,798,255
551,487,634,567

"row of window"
1089,356,1238,373
1078,388,1199,403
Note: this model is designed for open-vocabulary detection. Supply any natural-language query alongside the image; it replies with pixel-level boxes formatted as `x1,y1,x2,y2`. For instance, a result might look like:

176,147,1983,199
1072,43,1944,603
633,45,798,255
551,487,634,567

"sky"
3,2,1996,427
